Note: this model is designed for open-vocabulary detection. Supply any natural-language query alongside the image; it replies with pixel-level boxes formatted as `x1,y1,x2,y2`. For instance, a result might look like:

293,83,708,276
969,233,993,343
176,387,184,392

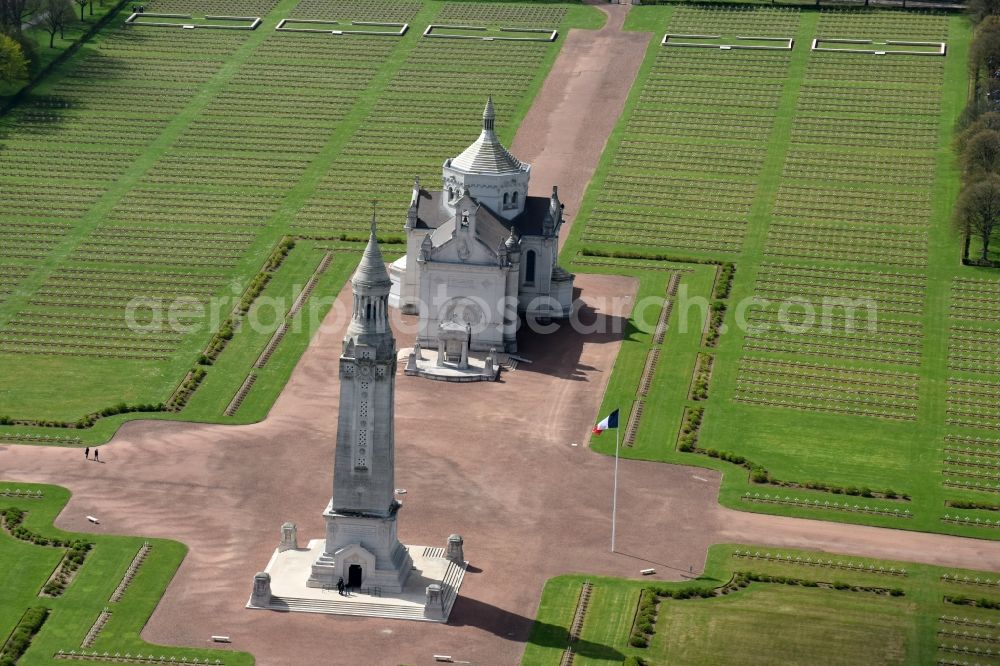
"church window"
503,192,509,206
525,250,536,284
512,191,519,205
366,302,372,320
448,187,454,201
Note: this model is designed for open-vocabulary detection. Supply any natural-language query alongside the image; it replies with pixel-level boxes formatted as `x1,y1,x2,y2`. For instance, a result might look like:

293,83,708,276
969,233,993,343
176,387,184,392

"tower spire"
483,95,495,133
348,204,392,342
353,203,391,290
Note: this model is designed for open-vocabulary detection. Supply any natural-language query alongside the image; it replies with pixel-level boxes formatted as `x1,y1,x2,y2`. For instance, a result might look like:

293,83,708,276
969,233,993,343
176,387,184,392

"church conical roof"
353,217,391,289
450,97,524,175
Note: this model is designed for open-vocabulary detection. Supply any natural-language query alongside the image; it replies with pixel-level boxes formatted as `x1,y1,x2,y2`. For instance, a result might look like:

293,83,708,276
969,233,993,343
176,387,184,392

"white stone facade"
389,98,574,353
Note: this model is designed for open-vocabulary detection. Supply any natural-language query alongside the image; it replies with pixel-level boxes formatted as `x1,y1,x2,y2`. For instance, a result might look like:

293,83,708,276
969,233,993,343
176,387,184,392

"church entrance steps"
263,558,466,622
438,560,467,610
264,595,433,621
399,347,499,382
422,546,445,558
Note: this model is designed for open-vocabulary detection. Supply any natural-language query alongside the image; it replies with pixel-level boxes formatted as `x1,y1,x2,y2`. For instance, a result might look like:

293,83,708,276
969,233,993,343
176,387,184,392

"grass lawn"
574,585,640,666
654,586,913,666
0,0,603,440
0,482,252,665
523,543,1000,666
565,5,1000,539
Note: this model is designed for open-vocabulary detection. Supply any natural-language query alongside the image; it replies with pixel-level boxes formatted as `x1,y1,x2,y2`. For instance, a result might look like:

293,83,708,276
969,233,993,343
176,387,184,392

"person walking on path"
336,577,344,596
94,449,99,462
84,447,89,460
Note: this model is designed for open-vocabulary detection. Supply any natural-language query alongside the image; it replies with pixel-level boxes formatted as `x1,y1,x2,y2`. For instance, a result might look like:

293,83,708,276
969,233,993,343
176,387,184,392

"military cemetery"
1,0,999,663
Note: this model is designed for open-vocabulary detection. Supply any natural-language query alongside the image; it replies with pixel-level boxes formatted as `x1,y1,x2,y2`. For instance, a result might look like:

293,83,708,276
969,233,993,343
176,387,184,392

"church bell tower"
308,215,412,592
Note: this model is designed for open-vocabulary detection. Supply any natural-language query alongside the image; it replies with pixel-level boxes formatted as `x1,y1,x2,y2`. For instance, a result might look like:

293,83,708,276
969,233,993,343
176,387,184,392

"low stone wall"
125,13,262,30
274,18,408,36
811,37,946,56
661,33,794,51
423,24,557,42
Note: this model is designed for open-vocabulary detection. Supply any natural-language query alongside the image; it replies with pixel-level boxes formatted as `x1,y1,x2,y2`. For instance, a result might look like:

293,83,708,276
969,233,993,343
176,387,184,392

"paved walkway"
2,5,1000,666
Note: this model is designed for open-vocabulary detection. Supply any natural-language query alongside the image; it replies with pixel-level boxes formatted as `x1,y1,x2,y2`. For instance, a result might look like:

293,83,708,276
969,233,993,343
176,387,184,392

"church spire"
352,206,391,290
483,95,495,133
347,206,392,342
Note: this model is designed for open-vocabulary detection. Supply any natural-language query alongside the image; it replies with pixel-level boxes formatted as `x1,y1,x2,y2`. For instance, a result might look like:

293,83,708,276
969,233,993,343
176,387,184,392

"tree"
970,17,1000,79
970,0,1000,24
955,176,1000,262
0,33,27,83
963,129,1000,178
958,111,1000,148
39,0,72,48
0,0,41,35
71,0,84,20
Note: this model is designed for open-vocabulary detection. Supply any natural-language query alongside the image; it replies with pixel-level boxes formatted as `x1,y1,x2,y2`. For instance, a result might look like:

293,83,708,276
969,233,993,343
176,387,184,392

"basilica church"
388,98,574,354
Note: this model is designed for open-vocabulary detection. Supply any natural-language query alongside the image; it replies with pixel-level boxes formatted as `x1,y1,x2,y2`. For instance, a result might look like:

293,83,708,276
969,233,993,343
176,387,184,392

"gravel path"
509,1,650,249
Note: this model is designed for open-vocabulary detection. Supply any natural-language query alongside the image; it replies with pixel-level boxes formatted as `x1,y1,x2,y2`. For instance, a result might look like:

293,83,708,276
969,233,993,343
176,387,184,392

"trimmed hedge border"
945,594,1000,610
0,607,49,666
2,507,92,597
628,588,658,648
947,499,1000,512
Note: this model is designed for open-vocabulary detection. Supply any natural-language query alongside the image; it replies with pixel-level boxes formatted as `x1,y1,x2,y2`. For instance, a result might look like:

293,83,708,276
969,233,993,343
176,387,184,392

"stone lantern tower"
307,215,412,593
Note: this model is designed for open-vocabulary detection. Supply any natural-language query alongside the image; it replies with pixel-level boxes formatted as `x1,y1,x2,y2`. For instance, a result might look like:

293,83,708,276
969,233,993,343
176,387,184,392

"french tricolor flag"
592,409,619,435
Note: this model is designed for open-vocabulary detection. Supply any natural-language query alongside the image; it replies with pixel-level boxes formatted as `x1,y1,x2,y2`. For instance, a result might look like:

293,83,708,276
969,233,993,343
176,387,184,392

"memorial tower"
307,215,412,593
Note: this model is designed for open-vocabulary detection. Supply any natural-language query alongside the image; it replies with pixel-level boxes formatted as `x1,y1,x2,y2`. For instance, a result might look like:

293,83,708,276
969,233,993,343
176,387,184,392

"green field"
0,482,252,665
0,0,602,441
524,543,1000,666
567,5,1000,539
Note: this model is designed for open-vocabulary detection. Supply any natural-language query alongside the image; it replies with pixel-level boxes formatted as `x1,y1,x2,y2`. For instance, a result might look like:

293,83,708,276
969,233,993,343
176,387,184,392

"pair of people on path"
337,577,349,596
84,447,99,462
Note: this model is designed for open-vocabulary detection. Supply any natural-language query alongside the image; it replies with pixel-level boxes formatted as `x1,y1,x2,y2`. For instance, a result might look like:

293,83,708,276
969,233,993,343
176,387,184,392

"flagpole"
611,424,619,553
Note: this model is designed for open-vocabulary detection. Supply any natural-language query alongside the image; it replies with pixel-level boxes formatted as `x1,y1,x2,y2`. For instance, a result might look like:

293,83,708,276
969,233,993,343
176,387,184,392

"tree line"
0,0,103,87
956,3,1000,265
